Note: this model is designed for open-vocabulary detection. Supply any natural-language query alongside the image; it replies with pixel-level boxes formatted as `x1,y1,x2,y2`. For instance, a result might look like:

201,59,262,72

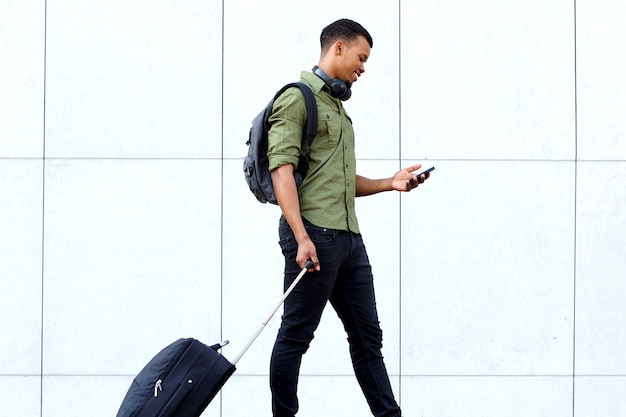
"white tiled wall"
1,1,624,416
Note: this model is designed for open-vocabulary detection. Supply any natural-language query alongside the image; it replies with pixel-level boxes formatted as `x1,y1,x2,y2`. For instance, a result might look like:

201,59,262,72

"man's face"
335,35,370,85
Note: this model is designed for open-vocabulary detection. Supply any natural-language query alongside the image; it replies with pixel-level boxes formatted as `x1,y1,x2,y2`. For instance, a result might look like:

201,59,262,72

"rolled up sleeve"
267,89,307,172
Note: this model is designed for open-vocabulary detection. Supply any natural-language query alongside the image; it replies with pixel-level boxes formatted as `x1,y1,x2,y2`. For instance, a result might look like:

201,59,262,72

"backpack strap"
273,82,317,175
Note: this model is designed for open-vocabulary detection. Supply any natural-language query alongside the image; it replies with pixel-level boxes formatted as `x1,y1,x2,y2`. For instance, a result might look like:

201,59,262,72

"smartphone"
409,166,435,186
417,166,435,177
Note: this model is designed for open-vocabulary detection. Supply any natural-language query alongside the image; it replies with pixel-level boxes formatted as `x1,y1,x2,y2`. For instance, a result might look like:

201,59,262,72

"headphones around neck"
312,65,352,101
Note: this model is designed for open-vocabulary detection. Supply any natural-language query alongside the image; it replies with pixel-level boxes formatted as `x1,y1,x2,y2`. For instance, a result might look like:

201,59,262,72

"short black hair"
320,19,373,52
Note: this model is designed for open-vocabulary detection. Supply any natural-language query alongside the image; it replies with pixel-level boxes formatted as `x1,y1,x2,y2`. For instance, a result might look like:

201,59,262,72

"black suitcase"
116,261,312,417
116,338,235,417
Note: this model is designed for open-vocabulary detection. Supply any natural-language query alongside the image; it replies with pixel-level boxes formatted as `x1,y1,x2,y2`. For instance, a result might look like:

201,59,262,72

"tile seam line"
397,0,403,406
40,1,49,416
572,1,579,416
26,373,626,378
10,157,625,163
219,1,226,415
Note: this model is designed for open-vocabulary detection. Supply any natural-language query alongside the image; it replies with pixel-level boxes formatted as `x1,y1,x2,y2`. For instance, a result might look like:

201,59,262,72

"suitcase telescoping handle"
232,260,314,365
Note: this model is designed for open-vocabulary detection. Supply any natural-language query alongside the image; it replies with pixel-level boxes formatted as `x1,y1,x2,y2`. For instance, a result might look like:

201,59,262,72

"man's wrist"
295,232,311,244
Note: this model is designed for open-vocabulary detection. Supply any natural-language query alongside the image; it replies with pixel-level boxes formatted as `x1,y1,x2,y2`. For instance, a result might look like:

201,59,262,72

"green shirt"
267,71,359,233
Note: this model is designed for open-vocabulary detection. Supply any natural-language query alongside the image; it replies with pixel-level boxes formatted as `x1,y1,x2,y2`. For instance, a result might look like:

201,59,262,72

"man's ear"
334,40,345,56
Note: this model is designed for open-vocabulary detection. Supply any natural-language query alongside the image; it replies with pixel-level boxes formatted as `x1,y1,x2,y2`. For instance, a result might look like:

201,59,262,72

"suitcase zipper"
154,379,162,397
130,339,194,417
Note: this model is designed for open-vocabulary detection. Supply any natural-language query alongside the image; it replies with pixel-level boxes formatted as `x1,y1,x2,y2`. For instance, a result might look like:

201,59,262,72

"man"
267,18,429,417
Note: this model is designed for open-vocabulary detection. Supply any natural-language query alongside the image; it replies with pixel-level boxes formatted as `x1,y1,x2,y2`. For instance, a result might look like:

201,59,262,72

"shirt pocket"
317,111,342,150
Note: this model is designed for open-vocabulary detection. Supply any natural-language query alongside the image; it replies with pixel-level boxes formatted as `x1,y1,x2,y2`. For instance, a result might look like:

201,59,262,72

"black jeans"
270,217,401,417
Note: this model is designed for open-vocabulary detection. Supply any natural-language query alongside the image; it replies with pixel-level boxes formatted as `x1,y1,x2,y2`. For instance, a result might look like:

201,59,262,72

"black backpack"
243,82,317,204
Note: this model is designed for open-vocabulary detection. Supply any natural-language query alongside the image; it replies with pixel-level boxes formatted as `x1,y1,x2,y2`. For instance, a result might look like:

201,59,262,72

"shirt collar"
301,70,328,95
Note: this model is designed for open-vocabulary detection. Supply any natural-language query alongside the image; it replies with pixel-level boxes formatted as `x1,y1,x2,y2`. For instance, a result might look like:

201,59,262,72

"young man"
267,18,429,417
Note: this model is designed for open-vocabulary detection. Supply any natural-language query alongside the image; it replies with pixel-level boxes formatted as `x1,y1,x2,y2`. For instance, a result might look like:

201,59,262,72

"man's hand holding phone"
409,166,435,186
